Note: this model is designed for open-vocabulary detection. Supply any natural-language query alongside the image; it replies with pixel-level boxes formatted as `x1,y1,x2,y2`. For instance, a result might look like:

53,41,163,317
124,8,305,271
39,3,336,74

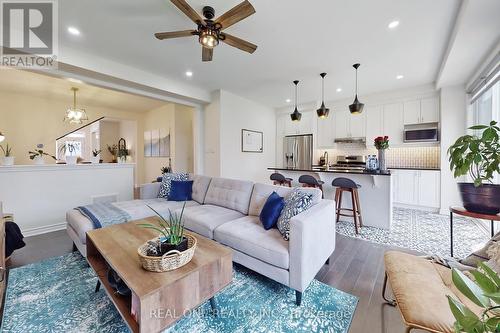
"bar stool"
270,173,292,187
298,175,325,198
332,177,363,234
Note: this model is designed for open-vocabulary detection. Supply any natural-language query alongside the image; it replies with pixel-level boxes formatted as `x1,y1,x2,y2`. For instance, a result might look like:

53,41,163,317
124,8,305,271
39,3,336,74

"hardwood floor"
7,230,426,333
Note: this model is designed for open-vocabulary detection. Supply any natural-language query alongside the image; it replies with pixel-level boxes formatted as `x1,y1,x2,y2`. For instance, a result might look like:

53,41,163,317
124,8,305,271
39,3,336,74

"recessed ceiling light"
336,88,342,92
388,20,400,29
67,78,83,84
67,26,81,36
285,99,291,103
185,71,193,77
396,74,404,80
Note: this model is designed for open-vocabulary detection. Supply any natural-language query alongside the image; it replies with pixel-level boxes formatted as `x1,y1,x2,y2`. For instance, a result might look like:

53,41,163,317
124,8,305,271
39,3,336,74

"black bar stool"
332,177,363,234
298,175,324,198
270,173,292,187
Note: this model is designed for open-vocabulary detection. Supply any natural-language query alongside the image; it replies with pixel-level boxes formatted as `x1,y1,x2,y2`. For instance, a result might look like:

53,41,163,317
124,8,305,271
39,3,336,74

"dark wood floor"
7,230,425,333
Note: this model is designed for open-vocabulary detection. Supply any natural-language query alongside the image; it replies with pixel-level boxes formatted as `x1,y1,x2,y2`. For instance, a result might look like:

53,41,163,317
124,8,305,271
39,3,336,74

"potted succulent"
138,202,188,256
91,149,102,164
0,143,14,166
448,263,500,332
374,136,389,172
448,121,500,214
29,144,56,165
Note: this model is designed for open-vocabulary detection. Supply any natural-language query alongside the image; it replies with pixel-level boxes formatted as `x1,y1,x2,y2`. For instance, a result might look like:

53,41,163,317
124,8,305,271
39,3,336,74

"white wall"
439,84,467,214
203,90,276,183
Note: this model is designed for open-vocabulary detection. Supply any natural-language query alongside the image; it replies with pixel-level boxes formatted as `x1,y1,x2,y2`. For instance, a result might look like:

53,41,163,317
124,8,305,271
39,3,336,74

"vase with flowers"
374,136,389,172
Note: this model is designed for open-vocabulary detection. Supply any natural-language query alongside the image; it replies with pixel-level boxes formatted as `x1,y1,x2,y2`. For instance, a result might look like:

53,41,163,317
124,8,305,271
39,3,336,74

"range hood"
334,137,366,144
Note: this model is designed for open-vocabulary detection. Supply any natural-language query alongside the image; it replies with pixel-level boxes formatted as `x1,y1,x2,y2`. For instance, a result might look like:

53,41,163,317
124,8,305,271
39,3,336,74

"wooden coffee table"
86,218,233,333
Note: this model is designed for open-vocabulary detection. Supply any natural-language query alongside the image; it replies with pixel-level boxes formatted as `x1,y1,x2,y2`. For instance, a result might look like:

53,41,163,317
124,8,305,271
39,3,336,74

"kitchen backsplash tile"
317,146,440,169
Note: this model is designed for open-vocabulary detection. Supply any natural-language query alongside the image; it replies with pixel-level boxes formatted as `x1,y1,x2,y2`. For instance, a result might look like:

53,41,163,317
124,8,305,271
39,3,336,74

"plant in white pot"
448,121,500,215
58,143,78,164
0,143,14,166
91,149,102,164
29,144,56,165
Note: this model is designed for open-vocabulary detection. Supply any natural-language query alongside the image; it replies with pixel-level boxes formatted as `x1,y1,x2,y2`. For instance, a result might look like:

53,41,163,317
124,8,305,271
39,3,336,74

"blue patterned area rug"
2,252,358,333
337,207,489,258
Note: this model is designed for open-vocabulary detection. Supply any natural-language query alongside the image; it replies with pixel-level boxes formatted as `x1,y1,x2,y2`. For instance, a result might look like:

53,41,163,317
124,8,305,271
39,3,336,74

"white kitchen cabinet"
283,111,313,135
420,97,439,123
317,112,335,148
383,103,404,146
333,107,366,139
392,169,440,209
365,105,383,143
403,97,439,125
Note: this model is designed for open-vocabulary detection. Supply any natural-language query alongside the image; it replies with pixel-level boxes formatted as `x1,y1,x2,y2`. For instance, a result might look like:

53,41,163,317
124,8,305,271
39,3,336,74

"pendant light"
349,63,364,114
0,132,4,143
290,80,302,122
316,73,330,118
64,87,88,124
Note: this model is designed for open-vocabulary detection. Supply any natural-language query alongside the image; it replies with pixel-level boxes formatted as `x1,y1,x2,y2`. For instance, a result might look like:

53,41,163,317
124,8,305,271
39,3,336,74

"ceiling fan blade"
154,30,196,40
215,0,255,30
202,47,213,62
221,33,257,54
170,0,206,26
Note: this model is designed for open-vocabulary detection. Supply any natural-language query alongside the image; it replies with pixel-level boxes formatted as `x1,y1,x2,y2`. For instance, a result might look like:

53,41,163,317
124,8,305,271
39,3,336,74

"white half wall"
439,85,467,214
204,90,276,183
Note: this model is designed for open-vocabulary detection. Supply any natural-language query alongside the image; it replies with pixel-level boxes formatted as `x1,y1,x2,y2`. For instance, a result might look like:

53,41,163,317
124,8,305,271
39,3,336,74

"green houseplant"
138,202,188,256
91,149,102,164
58,142,79,164
448,263,500,333
29,144,56,165
0,143,14,166
448,121,500,214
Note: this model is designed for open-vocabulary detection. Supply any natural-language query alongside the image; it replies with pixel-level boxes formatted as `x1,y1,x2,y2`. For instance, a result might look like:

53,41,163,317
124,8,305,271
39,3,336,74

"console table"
450,206,500,257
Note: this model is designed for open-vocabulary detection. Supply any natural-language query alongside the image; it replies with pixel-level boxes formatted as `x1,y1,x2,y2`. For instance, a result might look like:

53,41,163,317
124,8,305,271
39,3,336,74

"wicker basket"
138,234,197,272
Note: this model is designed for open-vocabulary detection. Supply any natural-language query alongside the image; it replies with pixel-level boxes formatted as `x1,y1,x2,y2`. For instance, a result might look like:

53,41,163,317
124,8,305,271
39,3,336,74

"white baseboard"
21,222,67,237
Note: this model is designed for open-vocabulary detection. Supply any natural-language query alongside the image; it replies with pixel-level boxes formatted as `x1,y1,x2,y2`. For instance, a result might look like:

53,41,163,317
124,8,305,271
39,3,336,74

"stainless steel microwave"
403,123,439,143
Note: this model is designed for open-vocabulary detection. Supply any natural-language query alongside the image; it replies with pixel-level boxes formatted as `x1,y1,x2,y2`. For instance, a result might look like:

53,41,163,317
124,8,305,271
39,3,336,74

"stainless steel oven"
403,123,439,143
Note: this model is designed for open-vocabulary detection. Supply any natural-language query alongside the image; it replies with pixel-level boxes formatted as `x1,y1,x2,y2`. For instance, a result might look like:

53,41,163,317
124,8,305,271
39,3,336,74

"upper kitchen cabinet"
383,103,404,146
403,97,439,125
365,105,383,142
317,112,335,148
333,107,366,139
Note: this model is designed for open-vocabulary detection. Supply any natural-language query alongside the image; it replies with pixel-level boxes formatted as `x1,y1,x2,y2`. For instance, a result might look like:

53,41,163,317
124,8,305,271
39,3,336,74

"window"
471,81,499,127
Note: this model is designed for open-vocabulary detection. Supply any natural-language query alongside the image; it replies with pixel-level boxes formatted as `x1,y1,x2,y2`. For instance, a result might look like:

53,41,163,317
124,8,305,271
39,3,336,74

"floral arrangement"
374,136,389,150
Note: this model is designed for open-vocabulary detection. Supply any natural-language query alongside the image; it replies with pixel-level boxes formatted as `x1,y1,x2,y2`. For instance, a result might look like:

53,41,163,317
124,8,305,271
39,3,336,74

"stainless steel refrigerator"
283,134,313,169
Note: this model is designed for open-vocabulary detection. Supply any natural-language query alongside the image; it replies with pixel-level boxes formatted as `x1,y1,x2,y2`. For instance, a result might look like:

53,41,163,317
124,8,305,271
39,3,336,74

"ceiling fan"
154,0,257,62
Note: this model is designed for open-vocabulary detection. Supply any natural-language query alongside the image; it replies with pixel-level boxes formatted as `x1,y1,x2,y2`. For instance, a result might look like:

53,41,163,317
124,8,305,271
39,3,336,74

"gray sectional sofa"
66,175,336,305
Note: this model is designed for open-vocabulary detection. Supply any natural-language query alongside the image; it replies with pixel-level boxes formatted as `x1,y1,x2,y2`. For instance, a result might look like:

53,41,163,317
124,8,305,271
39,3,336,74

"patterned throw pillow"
157,173,189,199
277,189,313,240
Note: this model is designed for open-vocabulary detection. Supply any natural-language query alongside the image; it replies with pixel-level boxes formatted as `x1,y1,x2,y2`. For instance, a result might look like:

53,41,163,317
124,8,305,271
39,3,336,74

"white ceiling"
0,69,167,112
58,0,464,107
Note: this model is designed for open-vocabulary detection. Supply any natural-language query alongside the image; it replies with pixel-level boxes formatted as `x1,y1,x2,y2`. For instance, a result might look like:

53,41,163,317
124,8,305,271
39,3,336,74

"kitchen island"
268,167,393,230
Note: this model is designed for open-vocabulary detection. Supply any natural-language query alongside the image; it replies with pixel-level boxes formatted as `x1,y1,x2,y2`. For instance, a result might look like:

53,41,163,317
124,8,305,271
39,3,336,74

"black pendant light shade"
349,63,364,114
290,80,302,121
316,72,330,118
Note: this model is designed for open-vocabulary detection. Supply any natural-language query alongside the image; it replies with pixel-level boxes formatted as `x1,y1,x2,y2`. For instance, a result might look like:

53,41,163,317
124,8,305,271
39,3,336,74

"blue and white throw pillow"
157,173,189,199
276,189,313,240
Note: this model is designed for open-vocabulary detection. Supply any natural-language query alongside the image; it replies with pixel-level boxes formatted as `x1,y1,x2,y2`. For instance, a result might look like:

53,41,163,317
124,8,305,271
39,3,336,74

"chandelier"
64,87,88,124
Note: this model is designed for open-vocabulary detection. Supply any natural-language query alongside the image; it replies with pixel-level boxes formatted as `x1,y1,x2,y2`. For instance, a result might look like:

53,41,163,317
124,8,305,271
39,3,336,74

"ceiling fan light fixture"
199,28,219,48
290,80,302,122
349,63,364,114
316,73,330,118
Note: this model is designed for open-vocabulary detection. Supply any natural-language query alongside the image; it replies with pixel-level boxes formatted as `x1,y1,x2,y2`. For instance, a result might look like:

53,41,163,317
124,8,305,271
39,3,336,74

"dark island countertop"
268,167,391,176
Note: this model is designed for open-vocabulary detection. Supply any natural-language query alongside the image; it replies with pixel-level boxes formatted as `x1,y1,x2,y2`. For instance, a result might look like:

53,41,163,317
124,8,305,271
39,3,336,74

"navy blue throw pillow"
169,180,193,201
260,192,285,230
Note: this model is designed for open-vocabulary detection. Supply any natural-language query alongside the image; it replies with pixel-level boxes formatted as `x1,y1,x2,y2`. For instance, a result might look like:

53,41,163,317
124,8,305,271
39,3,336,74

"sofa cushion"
259,192,285,230
158,173,189,199
204,177,254,215
248,183,322,216
169,180,193,201
214,215,289,269
190,174,212,204
180,204,244,239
